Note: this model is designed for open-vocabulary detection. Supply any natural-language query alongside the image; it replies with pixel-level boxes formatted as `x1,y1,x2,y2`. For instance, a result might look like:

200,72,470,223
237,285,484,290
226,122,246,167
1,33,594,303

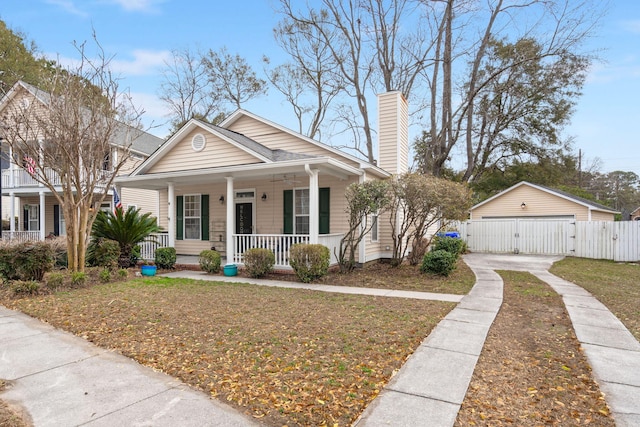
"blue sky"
1,0,639,174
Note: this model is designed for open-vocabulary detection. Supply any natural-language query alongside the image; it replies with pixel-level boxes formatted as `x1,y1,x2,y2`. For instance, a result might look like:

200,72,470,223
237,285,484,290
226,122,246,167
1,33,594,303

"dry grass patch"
456,271,613,426
3,277,454,426
550,257,640,341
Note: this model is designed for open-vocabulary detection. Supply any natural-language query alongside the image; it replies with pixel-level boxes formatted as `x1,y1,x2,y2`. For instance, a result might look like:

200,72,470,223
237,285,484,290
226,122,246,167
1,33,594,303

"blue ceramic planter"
141,265,157,276
223,264,237,276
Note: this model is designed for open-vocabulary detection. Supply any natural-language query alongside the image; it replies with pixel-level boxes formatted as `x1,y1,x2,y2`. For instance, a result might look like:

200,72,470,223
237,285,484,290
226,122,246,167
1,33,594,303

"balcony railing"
2,168,113,189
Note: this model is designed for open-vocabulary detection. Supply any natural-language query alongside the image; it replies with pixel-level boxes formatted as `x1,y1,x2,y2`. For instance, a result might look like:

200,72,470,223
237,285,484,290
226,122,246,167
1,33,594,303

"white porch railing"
232,233,343,268
138,232,170,260
1,168,113,189
1,231,42,242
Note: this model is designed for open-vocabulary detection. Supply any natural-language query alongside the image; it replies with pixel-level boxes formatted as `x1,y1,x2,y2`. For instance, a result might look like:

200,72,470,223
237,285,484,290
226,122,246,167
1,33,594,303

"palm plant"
91,207,161,268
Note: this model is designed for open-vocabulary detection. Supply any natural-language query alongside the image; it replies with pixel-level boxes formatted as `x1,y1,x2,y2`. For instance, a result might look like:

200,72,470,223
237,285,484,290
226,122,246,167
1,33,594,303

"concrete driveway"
463,252,564,272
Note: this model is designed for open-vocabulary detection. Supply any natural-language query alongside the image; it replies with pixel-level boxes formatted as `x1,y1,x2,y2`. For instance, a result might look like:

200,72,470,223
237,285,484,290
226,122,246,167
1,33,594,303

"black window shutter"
53,205,60,235
176,196,184,240
23,208,28,231
319,188,330,234
201,194,209,241
283,189,293,234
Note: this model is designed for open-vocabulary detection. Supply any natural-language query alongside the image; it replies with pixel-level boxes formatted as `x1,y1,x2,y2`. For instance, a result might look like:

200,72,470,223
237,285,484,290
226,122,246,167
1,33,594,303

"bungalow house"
115,91,410,267
0,80,163,240
470,181,619,221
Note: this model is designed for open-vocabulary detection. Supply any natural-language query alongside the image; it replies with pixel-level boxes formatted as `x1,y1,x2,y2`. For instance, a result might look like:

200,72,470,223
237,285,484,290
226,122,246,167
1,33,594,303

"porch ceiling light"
521,202,526,209
219,195,225,204
261,192,267,201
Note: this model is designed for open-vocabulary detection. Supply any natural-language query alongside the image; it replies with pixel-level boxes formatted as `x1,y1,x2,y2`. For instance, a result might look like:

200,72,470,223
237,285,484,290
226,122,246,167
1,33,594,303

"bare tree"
417,0,602,180
277,0,433,163
266,18,344,139
0,37,144,272
158,47,222,133
388,173,471,266
202,46,267,109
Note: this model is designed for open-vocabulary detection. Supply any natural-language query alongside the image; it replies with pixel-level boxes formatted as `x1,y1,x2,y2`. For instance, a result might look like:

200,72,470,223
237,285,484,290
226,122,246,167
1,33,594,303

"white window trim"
371,211,379,242
27,205,39,231
294,187,310,235
183,194,201,240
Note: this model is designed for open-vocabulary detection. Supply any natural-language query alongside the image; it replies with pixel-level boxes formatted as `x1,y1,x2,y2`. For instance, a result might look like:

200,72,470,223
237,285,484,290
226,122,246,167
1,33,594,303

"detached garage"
470,181,619,221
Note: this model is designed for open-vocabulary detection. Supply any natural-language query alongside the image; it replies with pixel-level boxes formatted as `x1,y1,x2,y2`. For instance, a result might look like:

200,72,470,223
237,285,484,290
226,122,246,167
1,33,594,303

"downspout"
167,182,175,247
358,172,366,264
225,177,234,264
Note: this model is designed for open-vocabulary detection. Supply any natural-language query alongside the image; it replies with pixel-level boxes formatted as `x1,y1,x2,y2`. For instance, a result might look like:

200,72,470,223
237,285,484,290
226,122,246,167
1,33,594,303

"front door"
235,202,253,234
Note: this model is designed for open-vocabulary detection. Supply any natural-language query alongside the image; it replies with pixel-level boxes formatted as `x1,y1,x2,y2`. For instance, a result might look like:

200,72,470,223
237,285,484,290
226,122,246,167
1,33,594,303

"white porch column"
358,172,367,264
9,147,14,188
306,164,319,244
225,177,234,264
39,191,45,240
167,182,175,247
9,192,15,232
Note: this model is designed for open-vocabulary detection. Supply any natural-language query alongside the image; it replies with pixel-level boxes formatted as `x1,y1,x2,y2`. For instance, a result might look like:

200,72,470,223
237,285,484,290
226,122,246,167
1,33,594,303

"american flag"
113,187,122,213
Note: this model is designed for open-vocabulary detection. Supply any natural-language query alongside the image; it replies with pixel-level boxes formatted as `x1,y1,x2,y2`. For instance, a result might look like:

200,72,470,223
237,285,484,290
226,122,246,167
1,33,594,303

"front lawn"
550,257,640,341
3,276,456,426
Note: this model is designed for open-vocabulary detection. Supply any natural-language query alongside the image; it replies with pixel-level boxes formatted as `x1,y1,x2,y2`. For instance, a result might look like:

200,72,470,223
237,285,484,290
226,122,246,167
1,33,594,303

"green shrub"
14,242,55,281
155,247,177,270
87,238,121,270
244,248,275,278
421,249,458,276
71,271,86,287
289,244,330,283
199,250,221,273
46,272,65,289
12,280,40,296
99,268,112,283
118,269,129,279
433,236,466,257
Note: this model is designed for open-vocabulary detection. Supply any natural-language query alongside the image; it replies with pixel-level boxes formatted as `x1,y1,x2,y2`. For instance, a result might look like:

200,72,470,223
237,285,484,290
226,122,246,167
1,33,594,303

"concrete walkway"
0,306,260,426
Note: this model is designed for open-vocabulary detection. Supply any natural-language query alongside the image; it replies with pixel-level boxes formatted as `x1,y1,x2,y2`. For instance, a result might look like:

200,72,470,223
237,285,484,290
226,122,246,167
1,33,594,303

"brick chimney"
376,91,408,175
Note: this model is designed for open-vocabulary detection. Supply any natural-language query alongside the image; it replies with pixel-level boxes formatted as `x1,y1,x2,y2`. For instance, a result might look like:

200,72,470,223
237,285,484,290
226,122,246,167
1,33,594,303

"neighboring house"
116,91,410,267
470,181,619,221
0,80,163,240
631,207,640,221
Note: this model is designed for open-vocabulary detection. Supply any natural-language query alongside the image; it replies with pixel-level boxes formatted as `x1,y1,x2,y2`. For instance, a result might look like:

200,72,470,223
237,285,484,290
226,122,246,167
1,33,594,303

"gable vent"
191,133,206,152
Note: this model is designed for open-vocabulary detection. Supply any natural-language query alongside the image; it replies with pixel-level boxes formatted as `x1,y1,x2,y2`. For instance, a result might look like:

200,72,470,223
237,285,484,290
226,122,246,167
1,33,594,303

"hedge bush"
87,238,121,270
289,243,330,283
155,247,177,270
243,248,275,278
199,249,221,273
0,241,55,281
421,249,458,276
433,236,466,257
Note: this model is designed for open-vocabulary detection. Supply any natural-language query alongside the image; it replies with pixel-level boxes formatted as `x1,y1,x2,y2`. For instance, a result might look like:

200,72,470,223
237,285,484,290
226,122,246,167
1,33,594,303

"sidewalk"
0,306,260,427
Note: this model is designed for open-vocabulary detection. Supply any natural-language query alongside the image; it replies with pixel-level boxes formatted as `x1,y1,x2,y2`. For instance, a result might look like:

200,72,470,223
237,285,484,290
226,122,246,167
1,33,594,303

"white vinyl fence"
455,220,640,262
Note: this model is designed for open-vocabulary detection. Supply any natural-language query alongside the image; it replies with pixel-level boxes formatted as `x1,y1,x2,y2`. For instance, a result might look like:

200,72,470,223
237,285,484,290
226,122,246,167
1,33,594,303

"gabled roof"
220,109,388,176
471,181,620,214
0,80,162,157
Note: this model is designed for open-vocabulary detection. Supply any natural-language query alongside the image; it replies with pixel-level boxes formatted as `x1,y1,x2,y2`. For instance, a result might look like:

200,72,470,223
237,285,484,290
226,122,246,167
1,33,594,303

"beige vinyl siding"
590,210,615,221
148,128,262,174
377,92,408,175
121,188,159,218
227,115,362,169
19,196,59,235
158,189,168,230
472,186,586,220
118,150,146,174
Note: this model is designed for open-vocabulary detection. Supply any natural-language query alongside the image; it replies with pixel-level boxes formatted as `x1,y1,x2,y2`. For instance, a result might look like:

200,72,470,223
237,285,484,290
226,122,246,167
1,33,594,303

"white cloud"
45,0,88,17
103,0,165,13
621,20,640,34
127,92,172,137
109,49,172,76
